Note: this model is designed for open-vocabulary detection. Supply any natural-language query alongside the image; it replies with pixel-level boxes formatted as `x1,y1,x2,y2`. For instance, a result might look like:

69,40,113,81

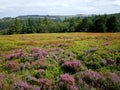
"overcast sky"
0,0,120,18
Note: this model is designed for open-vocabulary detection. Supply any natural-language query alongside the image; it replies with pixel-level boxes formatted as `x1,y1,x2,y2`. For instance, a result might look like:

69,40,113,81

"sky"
0,0,120,18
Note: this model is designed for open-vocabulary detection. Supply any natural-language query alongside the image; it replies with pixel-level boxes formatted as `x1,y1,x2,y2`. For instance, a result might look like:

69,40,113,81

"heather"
0,33,120,90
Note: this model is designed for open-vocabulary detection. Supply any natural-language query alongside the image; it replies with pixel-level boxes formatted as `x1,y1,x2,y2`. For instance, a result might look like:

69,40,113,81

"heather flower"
34,87,40,90
107,72,120,83
70,85,78,90
25,62,31,69
62,60,80,73
101,58,107,65
12,81,32,90
59,74,77,90
31,48,39,53
100,72,120,90
20,53,32,62
5,49,22,60
5,61,19,72
89,60,94,65
84,70,100,81
107,58,116,64
60,74,75,85
28,77,38,85
38,78,51,90
5,54,15,60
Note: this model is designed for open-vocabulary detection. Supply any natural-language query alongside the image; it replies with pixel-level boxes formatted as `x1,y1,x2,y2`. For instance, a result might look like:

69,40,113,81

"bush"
62,60,80,73
4,61,20,72
58,74,78,90
12,81,33,90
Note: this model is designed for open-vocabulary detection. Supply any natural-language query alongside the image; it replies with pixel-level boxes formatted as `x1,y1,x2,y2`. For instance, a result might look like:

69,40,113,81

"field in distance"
0,33,120,90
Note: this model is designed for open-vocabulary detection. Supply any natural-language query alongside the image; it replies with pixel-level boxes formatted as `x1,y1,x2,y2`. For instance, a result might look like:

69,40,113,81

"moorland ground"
0,33,120,90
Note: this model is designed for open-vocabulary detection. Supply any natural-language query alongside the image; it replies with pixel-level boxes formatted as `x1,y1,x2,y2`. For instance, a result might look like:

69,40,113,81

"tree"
8,18,22,34
91,15,107,32
77,17,92,32
106,16,118,32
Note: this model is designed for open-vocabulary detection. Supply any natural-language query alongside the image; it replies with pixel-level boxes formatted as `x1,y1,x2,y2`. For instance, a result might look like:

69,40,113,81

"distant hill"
16,14,92,20
1,14,93,21
109,13,120,18
0,13,120,21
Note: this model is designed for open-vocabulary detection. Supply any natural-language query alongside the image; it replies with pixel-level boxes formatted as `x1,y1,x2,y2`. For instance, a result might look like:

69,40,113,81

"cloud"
0,0,120,18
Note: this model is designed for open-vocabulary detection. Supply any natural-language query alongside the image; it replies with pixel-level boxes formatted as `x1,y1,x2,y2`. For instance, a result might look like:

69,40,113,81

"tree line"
0,15,120,35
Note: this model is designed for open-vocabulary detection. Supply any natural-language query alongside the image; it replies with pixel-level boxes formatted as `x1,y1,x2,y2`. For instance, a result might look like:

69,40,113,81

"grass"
0,33,120,90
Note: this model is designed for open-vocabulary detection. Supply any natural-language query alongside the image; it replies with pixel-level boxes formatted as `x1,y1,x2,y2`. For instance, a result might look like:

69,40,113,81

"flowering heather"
59,74,78,90
60,74,75,85
34,87,40,90
106,72,120,83
70,85,78,90
12,81,32,90
107,58,116,64
5,49,22,60
38,78,51,90
31,61,43,69
25,62,31,69
31,48,48,61
84,70,101,82
62,60,80,73
31,48,39,53
5,61,19,72
89,60,94,65
28,77,38,85
101,58,107,66
100,72,120,90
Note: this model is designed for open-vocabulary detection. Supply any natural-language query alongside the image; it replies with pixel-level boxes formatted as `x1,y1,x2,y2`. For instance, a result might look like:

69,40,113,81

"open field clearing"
0,33,120,90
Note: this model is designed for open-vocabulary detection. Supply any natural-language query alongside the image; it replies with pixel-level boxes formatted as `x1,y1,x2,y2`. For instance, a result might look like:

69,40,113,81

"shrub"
38,78,51,90
58,74,78,90
4,61,20,72
28,77,38,85
100,58,107,66
83,70,101,87
12,81,33,90
62,60,80,73
100,72,120,90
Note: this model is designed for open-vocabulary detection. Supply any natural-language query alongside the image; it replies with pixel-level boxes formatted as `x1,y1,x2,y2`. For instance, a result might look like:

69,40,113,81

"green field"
0,33,120,90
